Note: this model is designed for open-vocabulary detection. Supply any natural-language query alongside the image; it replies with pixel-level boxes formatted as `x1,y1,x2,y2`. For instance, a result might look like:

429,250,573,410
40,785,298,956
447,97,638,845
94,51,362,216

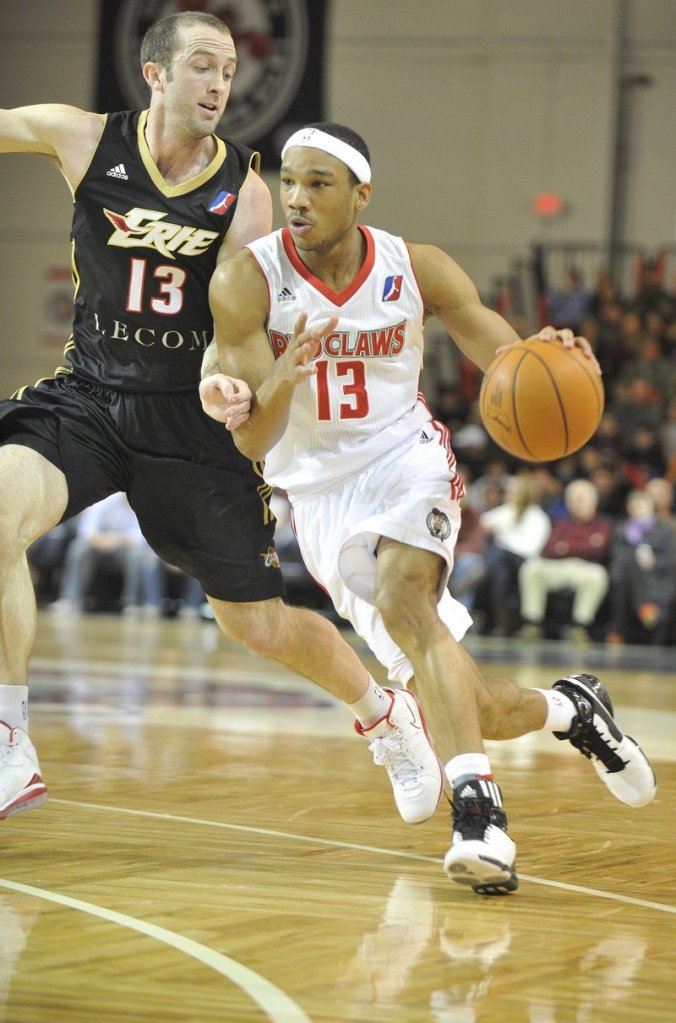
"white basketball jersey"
247,225,442,496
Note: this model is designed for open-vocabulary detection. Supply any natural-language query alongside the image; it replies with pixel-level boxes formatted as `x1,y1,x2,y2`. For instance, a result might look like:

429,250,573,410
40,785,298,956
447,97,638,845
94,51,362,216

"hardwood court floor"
1,612,674,1023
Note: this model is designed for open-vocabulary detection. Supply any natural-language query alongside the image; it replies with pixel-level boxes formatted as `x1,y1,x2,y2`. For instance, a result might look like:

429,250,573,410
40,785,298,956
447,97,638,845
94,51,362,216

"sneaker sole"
443,852,518,895
0,784,48,820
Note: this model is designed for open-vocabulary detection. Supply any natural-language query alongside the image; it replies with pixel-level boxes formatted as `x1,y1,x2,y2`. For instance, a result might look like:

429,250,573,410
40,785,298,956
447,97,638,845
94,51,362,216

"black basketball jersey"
66,110,257,392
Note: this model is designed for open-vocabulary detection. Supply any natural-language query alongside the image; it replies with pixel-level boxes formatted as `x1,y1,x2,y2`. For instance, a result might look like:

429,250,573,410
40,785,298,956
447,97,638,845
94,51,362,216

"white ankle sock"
535,688,576,731
347,676,390,728
0,685,29,731
445,753,492,788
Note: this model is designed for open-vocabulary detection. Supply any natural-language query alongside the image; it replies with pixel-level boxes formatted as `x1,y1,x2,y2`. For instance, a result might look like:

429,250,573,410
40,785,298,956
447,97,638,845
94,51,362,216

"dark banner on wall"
95,0,328,168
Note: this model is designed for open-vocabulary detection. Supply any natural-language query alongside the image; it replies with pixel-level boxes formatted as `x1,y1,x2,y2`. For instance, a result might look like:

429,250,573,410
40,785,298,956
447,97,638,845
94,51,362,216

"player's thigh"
0,444,68,547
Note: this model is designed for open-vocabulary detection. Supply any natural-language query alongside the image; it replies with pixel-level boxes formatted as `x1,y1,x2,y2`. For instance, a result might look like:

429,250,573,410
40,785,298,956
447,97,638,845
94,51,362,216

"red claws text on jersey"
269,321,407,360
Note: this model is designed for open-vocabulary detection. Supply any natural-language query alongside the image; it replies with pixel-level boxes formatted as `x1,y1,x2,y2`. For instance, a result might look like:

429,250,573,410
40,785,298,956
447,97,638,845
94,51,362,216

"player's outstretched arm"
410,243,600,373
0,104,105,190
409,243,520,371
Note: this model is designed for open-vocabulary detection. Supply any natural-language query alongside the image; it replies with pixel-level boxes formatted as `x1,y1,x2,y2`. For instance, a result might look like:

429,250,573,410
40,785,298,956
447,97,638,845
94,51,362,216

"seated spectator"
518,479,612,642
144,561,206,620
605,488,676,645
660,395,676,466
27,519,79,606
632,259,675,323
433,383,467,433
589,296,628,379
621,424,667,486
462,457,512,513
619,336,672,398
547,267,592,335
588,463,630,517
530,467,566,521
645,477,676,560
450,400,493,477
49,492,168,617
479,473,551,636
449,503,490,614
592,412,624,464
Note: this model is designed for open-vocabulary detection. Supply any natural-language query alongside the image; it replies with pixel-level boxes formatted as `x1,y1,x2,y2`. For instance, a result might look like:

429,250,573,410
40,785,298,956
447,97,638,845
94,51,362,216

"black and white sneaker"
552,673,656,808
443,777,518,895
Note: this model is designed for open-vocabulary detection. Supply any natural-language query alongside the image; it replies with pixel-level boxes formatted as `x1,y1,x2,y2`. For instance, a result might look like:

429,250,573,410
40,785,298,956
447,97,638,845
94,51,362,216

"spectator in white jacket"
479,474,552,635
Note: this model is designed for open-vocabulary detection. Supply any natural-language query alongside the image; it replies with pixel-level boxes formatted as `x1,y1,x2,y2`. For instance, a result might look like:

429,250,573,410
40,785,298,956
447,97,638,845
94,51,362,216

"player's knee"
376,584,437,650
210,598,286,658
0,449,67,558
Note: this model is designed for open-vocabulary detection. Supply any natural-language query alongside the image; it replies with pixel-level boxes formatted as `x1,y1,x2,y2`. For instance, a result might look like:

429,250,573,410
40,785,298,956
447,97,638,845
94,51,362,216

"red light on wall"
533,192,564,217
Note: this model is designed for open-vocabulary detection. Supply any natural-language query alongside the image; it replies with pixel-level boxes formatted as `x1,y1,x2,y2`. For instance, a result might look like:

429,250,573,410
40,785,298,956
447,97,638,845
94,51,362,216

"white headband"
281,127,371,183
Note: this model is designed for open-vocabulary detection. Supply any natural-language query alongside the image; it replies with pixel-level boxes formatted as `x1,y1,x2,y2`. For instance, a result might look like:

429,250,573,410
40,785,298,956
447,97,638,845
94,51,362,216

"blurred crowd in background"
28,257,676,647
439,255,676,645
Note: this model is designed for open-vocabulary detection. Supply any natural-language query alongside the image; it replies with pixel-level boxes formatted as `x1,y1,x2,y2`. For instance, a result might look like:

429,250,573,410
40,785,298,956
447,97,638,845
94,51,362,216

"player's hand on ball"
530,326,601,375
496,327,601,377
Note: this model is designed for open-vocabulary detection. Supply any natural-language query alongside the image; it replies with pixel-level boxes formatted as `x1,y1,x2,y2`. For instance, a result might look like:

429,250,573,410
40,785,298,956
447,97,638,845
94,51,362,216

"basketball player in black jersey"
0,12,445,828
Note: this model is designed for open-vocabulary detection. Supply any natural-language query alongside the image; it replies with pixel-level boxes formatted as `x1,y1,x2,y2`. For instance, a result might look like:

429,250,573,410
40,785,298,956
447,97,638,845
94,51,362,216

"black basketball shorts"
0,374,285,602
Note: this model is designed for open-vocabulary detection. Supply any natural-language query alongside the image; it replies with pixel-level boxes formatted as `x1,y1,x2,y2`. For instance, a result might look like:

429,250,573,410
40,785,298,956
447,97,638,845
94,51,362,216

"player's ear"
355,182,372,212
143,61,164,93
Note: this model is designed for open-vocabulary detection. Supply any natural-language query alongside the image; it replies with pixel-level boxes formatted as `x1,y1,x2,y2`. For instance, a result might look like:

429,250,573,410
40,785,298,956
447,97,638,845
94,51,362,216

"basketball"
479,340,604,462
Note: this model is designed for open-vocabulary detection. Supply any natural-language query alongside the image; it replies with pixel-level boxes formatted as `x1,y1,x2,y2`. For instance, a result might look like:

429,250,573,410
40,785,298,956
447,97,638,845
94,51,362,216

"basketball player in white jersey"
200,123,656,895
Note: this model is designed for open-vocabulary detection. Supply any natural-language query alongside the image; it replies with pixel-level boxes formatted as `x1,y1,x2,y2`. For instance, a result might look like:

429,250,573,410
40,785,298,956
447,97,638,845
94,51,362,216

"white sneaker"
0,722,48,819
443,777,518,895
355,688,443,824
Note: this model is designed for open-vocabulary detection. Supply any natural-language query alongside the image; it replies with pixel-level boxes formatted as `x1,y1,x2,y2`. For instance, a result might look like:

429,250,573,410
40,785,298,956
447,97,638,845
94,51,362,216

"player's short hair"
304,122,371,187
140,11,231,72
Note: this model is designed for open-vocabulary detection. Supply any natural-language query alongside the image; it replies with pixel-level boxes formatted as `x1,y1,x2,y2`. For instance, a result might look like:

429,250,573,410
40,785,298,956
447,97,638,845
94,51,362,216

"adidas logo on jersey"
277,286,296,302
106,163,128,180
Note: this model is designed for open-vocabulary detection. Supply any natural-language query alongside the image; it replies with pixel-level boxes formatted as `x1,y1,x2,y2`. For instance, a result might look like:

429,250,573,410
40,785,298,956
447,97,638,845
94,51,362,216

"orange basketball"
479,340,604,462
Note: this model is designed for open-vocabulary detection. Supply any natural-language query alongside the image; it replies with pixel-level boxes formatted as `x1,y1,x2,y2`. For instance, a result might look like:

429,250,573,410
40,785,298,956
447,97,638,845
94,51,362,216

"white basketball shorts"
289,430,472,685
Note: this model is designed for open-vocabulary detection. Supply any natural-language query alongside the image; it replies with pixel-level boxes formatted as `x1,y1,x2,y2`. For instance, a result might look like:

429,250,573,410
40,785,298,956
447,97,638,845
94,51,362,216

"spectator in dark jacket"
605,488,676,645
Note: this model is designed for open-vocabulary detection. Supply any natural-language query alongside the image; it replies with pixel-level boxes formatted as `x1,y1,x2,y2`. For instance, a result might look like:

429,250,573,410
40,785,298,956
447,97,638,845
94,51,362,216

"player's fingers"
574,338,602,374
533,325,573,344
201,401,230,424
225,409,250,430
292,312,308,339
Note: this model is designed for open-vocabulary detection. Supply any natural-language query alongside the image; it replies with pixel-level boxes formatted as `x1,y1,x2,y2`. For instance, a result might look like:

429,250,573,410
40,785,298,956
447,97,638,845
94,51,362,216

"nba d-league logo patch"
106,0,310,149
426,508,451,540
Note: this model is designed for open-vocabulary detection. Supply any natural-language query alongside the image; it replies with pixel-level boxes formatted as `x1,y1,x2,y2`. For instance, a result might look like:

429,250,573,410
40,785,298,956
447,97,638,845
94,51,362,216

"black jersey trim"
137,110,227,198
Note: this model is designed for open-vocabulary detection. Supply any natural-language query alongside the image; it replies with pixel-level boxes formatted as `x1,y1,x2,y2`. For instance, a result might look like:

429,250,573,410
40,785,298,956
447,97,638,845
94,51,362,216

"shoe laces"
452,795,507,840
570,725,629,773
369,729,421,791
557,683,628,772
